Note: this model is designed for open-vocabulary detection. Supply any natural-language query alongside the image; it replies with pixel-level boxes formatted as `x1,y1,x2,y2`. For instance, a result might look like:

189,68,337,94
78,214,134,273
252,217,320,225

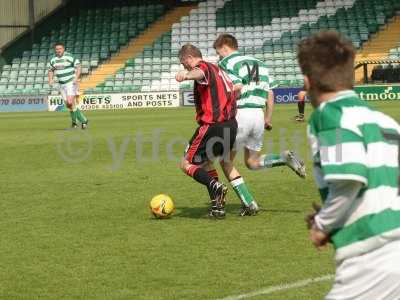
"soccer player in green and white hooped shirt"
299,31,400,299
48,42,88,129
213,34,306,216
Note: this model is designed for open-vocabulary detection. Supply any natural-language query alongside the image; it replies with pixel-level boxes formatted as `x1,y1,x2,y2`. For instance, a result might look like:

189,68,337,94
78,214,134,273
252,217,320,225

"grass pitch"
1,101,399,299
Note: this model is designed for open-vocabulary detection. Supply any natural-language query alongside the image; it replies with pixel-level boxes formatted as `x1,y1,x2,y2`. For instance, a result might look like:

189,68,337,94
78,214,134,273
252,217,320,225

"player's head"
297,30,355,107
178,44,203,71
213,34,238,59
54,42,65,57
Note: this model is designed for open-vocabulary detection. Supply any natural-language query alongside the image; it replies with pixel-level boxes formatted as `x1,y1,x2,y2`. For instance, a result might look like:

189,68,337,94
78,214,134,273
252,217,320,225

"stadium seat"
5,0,398,96
104,0,396,91
0,2,166,96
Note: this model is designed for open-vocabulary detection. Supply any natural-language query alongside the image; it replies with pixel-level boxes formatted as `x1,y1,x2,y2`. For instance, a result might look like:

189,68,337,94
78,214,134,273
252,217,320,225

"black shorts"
185,118,238,165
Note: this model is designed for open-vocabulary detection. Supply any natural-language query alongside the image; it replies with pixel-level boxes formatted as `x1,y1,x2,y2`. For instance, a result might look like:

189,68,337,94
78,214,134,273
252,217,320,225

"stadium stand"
1,0,400,96
88,0,400,93
87,31,177,93
354,13,400,83
79,6,195,93
0,2,167,96
368,32,400,83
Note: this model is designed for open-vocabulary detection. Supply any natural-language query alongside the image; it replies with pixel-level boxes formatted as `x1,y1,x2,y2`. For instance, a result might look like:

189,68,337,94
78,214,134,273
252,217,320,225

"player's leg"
240,110,287,170
242,110,306,177
202,160,231,217
68,82,88,129
228,110,261,214
219,143,259,214
180,159,227,218
203,160,219,183
244,147,306,178
61,85,78,128
203,160,219,198
181,125,227,218
211,117,259,216
295,99,305,122
237,108,279,170
66,97,78,128
202,160,226,205
75,95,88,129
219,150,259,216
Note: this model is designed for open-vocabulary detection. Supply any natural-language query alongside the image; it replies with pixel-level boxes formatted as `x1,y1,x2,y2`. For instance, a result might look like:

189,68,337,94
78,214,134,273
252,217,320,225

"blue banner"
0,96,47,112
273,87,305,104
182,88,307,105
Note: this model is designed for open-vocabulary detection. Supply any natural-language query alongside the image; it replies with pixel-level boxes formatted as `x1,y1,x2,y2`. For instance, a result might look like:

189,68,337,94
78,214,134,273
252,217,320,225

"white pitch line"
219,274,334,300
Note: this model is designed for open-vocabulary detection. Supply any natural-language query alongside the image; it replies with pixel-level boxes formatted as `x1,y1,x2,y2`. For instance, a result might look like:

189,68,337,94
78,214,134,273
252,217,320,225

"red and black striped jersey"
193,61,237,125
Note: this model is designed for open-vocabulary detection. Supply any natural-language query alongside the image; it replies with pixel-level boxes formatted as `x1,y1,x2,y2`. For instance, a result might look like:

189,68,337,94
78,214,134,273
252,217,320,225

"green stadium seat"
0,2,168,96
115,73,124,81
34,76,43,83
17,77,26,84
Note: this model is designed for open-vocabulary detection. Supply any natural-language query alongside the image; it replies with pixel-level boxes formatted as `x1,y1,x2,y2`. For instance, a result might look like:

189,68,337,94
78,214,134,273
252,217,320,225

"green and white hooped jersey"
48,52,80,85
308,90,400,261
218,52,278,109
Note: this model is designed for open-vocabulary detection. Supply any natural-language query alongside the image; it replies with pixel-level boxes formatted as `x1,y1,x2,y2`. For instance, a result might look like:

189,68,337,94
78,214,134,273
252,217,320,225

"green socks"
230,177,255,206
69,110,78,124
69,109,87,125
75,108,87,123
259,154,286,168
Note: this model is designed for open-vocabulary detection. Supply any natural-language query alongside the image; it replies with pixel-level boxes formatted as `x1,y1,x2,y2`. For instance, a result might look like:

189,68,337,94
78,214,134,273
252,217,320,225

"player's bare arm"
233,83,243,100
264,90,274,130
175,69,204,82
74,65,81,84
48,70,54,85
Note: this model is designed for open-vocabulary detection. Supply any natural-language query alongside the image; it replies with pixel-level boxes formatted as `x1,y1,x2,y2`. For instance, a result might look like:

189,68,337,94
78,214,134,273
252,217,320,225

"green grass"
0,101,399,299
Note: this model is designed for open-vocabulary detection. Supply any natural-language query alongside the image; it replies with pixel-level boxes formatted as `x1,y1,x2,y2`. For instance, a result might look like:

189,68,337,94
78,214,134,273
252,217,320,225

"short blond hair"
178,43,203,60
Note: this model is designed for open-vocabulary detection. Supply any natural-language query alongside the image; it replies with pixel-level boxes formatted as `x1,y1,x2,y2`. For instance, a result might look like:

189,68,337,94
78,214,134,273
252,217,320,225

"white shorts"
59,81,78,101
326,240,400,300
235,108,265,152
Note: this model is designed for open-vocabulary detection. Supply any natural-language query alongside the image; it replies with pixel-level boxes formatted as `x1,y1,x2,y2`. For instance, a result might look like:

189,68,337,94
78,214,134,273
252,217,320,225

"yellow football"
150,194,174,219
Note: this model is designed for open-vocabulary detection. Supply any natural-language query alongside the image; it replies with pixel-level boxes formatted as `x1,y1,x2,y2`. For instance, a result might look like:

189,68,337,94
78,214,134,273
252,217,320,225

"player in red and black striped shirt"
191,61,237,125
175,44,238,218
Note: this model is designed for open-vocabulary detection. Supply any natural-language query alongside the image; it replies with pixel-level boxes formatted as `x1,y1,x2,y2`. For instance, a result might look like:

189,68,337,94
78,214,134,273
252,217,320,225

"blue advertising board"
273,87,305,104
0,96,48,112
182,88,307,106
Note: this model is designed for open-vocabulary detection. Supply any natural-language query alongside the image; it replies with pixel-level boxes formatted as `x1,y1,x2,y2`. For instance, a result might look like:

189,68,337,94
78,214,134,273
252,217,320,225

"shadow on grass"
174,206,207,219
173,204,303,219
48,128,87,131
48,128,68,131
260,208,304,214
175,203,242,219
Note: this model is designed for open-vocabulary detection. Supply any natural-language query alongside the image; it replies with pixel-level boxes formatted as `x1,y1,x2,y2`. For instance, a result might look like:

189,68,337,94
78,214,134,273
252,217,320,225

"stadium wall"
0,0,30,50
0,0,63,49
0,0,75,68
